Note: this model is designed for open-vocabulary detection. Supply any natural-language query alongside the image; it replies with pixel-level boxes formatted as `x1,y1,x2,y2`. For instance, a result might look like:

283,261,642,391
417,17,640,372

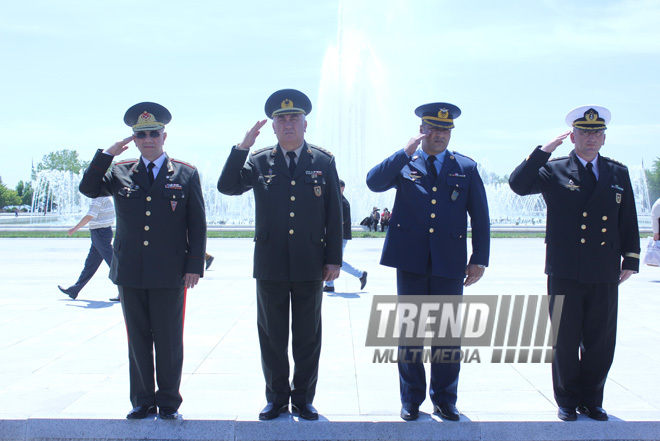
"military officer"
366,102,490,421
217,89,343,421
509,105,640,422
79,102,207,420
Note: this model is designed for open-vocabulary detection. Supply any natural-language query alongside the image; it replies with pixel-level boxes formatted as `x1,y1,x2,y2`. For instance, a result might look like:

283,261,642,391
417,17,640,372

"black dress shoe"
322,285,335,292
557,406,577,421
126,405,157,419
259,402,288,420
359,271,368,290
292,403,319,420
577,405,608,421
400,404,419,421
434,403,460,421
205,255,214,270
158,407,179,420
109,297,120,302
58,285,78,300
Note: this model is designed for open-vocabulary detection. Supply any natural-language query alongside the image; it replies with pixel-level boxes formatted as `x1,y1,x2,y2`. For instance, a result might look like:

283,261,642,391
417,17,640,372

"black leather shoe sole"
259,403,288,420
126,405,156,420
158,407,179,420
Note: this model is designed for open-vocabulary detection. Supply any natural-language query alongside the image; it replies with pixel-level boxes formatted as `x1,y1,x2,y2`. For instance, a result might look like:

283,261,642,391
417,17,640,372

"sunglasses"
135,131,162,139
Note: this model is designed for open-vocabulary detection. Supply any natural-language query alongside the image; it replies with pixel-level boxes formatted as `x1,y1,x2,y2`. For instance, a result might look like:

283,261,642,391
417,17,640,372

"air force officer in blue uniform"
366,103,490,421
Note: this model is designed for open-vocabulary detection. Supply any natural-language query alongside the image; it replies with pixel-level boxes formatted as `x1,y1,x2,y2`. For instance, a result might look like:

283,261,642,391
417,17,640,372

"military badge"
451,189,459,201
407,171,421,182
264,169,276,183
565,179,580,191
611,184,623,191
616,193,622,204
165,183,182,189
314,186,322,197
171,201,178,211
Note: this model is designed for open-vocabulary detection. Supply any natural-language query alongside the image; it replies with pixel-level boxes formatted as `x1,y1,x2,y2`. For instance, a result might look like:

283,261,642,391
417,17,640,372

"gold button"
432,187,437,192
146,196,152,202
291,180,296,185
290,196,295,201
314,180,318,183
429,228,435,233
459,235,463,238
144,226,150,231
289,229,294,235
431,199,437,204
321,238,324,243
602,216,608,221
581,225,586,230
146,211,151,216
601,242,606,246
430,213,436,218
602,228,607,233
290,212,295,217
143,241,149,246
580,238,586,244
583,212,588,217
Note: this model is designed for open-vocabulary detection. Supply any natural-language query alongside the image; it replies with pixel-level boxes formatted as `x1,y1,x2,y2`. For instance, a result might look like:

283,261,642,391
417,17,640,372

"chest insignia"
165,183,182,190
616,193,621,204
451,189,460,201
408,171,421,182
314,186,322,197
306,170,323,179
264,169,276,183
565,179,580,191
171,201,178,212
611,184,623,191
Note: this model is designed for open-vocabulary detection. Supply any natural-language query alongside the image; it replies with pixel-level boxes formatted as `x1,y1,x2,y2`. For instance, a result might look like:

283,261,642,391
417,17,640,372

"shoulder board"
171,159,196,169
251,146,273,155
115,158,138,165
449,150,475,163
307,143,334,157
602,156,627,168
548,155,569,162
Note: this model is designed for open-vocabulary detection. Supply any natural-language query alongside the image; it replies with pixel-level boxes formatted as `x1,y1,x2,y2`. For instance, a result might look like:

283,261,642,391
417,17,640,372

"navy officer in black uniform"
509,105,640,422
367,102,490,421
217,89,343,420
79,102,207,420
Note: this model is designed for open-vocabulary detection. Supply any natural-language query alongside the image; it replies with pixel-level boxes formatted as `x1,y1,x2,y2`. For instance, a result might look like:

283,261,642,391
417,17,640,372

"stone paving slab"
1,237,659,440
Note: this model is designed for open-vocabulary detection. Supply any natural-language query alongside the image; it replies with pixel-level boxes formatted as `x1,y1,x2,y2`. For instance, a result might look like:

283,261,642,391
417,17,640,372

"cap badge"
585,109,598,121
138,112,156,123
281,99,294,109
438,109,449,119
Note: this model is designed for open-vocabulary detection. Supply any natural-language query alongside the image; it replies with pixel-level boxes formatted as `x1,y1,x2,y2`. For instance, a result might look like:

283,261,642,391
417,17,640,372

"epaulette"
171,158,196,169
450,150,475,163
252,146,273,155
115,158,138,165
307,143,334,157
548,155,569,162
602,156,628,168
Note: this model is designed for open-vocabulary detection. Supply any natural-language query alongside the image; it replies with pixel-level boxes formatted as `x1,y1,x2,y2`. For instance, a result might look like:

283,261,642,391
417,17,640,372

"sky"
1,0,659,199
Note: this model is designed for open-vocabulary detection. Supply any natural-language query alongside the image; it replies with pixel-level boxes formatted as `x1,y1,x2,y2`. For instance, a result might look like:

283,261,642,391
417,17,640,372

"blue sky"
1,0,659,194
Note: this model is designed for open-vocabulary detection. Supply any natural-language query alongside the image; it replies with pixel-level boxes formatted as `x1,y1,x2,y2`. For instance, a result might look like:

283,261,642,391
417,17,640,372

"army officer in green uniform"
79,102,207,420
218,89,343,421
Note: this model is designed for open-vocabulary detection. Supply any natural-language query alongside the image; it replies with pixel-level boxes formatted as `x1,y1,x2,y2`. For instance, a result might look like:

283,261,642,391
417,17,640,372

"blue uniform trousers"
397,269,463,407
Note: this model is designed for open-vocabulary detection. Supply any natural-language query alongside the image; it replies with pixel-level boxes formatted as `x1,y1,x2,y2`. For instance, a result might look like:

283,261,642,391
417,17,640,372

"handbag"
643,237,660,267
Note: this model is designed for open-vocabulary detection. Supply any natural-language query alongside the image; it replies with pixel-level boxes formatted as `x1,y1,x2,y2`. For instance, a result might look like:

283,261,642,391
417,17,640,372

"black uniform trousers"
119,286,186,410
396,269,464,407
256,280,323,406
548,276,618,408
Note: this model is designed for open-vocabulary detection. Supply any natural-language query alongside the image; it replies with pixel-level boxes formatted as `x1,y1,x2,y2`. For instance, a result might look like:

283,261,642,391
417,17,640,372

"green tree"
16,180,34,206
36,149,89,174
645,157,660,203
0,177,22,208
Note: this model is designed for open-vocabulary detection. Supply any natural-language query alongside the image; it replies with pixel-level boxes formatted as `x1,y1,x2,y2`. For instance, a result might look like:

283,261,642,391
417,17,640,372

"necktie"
147,162,155,185
427,155,438,180
586,162,597,184
286,151,297,176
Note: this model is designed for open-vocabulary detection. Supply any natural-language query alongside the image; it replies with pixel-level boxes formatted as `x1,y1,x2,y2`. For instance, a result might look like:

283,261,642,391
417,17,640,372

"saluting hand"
104,135,135,156
237,119,268,150
404,133,427,156
540,131,572,154
464,263,485,287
